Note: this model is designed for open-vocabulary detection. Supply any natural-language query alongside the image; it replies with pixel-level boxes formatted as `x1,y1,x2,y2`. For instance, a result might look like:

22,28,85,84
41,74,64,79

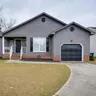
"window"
33,38,46,52
41,18,46,22
70,27,75,32
22,39,26,47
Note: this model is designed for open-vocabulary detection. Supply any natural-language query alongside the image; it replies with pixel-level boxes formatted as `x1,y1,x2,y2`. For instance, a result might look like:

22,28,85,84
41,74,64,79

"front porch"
3,37,27,60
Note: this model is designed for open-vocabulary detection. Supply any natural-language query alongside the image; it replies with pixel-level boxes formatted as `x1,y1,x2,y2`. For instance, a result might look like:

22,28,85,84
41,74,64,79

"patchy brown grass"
88,61,96,65
0,60,70,96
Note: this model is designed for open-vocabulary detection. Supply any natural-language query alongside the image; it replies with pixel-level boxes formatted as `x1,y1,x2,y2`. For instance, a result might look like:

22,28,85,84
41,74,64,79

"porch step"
11,54,20,60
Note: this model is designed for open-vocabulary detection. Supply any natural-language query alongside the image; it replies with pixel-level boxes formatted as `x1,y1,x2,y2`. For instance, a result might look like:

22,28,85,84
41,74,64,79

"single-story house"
0,12,95,61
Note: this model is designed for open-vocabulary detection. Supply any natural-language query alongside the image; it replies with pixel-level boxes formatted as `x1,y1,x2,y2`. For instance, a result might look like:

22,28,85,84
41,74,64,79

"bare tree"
0,7,16,32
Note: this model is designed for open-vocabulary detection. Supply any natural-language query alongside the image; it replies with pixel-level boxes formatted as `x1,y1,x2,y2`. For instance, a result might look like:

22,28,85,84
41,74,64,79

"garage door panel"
61,44,82,61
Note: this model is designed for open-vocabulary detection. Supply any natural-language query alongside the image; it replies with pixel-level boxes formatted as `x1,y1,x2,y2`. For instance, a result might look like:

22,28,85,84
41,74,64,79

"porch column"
2,36,4,54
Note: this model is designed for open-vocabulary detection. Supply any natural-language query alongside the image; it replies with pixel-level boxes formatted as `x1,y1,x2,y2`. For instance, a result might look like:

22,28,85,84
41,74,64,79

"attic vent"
41,18,46,22
70,27,75,32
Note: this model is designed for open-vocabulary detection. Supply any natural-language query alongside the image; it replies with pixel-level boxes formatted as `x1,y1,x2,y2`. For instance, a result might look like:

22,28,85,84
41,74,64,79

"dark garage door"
61,44,82,61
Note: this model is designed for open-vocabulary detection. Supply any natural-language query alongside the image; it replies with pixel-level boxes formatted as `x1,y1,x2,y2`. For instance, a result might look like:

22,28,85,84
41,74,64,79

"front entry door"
16,40,21,53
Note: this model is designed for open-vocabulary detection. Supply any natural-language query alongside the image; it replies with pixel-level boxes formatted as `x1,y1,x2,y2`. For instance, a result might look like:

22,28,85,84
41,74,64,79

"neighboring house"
0,12,95,61
88,27,96,56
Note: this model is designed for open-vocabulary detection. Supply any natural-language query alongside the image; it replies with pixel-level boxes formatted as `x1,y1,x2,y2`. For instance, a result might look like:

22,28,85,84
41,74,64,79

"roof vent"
41,18,46,22
70,27,75,32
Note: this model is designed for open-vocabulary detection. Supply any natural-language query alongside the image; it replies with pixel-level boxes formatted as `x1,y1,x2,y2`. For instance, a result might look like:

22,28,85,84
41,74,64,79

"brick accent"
40,56,51,59
3,54,9,59
53,56,60,62
22,54,51,60
2,54,53,60
22,55,37,59
2,54,89,62
0,54,2,58
84,56,89,61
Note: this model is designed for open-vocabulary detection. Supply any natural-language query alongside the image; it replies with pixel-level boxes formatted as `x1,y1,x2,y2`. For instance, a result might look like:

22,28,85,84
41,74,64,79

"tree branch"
0,6,16,32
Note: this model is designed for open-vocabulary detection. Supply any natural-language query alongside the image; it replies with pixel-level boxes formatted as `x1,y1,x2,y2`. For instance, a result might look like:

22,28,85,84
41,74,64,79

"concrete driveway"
55,62,96,96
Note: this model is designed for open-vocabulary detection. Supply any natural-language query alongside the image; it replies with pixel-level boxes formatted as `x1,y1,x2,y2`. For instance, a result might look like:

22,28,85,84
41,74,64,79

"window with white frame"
33,38,46,52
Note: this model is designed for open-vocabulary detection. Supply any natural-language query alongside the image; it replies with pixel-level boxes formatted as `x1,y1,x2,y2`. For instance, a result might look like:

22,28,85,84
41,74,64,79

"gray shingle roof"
50,22,95,35
88,27,96,33
3,12,67,35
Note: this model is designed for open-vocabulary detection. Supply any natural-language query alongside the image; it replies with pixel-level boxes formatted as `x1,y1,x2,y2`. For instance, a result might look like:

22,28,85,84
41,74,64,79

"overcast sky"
0,0,96,27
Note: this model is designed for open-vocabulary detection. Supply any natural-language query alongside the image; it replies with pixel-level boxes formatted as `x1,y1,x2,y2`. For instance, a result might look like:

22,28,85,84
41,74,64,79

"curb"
52,64,72,96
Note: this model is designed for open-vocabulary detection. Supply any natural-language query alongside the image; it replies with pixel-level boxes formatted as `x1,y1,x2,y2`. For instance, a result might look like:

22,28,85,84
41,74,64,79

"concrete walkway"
54,63,96,96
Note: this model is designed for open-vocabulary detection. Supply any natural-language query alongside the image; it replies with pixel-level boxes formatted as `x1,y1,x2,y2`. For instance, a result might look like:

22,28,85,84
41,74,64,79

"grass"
88,61,96,64
88,57,96,64
0,60,70,96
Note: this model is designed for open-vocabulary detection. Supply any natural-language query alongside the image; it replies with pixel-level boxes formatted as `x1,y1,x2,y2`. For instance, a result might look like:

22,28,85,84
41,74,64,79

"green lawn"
0,60,70,96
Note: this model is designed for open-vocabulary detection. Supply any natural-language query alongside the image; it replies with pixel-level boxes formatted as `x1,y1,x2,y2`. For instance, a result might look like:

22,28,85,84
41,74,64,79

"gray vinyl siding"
3,15,64,56
4,16,64,37
90,34,96,56
53,25,90,57
0,37,2,54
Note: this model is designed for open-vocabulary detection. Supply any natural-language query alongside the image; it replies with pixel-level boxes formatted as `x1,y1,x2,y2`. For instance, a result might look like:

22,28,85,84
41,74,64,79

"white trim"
33,37,46,52
2,37,4,54
60,43,84,61
9,45,13,60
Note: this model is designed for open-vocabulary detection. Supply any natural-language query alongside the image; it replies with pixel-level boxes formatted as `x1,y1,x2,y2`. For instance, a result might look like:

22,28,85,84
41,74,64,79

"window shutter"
46,37,49,52
30,37,33,52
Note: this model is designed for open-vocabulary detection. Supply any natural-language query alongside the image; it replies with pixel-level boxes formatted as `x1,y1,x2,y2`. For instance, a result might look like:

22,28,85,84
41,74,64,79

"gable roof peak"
50,21,95,35
68,21,80,25
41,12,47,14
3,12,66,35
